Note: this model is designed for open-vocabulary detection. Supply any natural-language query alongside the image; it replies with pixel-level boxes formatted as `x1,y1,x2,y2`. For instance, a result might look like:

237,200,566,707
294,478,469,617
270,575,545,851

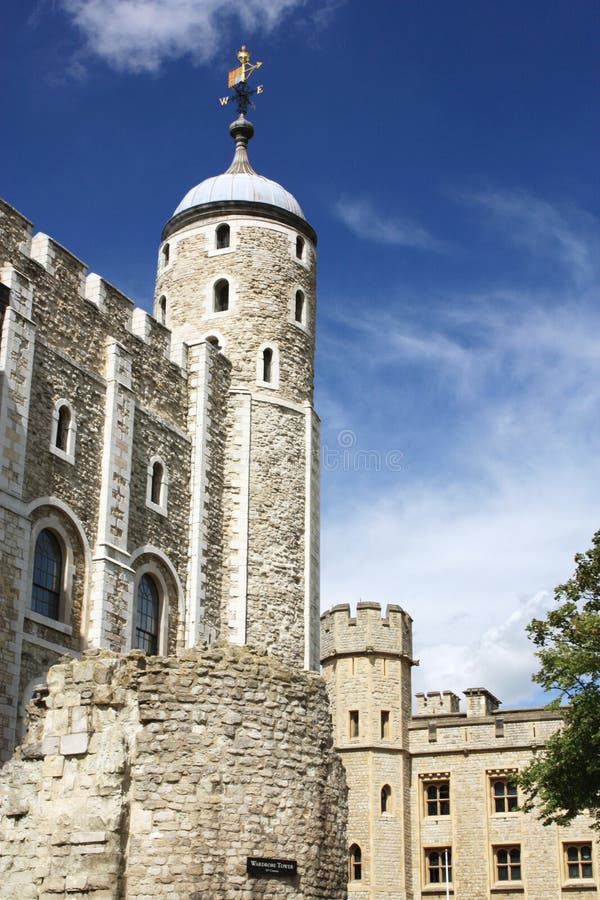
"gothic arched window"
216,224,230,249
294,290,305,324
262,347,273,383
55,404,71,452
381,784,392,813
31,529,62,620
135,574,160,655
296,235,304,260
349,845,362,882
214,279,229,312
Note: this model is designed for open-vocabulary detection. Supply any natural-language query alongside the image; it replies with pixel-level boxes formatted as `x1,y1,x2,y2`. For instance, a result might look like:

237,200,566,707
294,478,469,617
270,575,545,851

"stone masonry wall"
0,644,348,900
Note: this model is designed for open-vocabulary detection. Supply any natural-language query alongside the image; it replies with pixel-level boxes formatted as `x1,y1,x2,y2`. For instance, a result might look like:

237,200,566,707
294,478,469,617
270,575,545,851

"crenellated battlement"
0,199,185,371
320,600,413,662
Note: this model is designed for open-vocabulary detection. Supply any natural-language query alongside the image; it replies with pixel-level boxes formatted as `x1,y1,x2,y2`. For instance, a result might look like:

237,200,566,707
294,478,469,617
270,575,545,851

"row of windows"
157,285,308,326
160,229,307,267
348,843,593,885
31,527,164,653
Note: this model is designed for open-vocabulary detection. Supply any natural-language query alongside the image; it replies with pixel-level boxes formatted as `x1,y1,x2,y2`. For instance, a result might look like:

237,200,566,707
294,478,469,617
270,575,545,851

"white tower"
155,67,320,669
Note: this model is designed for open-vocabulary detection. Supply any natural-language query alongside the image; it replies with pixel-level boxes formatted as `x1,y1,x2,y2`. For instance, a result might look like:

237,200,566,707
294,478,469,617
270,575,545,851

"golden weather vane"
219,45,264,116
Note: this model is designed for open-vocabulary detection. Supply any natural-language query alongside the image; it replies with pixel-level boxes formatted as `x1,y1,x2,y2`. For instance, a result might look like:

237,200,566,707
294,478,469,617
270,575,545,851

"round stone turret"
154,117,320,670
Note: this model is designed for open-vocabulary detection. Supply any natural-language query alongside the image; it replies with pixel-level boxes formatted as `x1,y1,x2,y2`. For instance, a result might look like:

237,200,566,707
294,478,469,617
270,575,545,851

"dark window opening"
296,236,304,259
206,335,220,349
262,347,273,383
496,847,521,882
426,781,450,816
381,785,391,813
0,283,9,344
158,295,166,324
214,279,229,312
349,710,359,738
426,849,452,885
32,530,62,620
216,224,230,249
135,574,159,655
55,405,71,452
493,779,518,813
161,243,170,267
349,845,362,882
151,461,163,505
381,710,390,739
294,290,304,323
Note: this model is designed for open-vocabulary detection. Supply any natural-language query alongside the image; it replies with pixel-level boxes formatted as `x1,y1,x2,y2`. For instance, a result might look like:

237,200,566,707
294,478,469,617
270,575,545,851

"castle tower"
155,98,319,669
320,602,416,898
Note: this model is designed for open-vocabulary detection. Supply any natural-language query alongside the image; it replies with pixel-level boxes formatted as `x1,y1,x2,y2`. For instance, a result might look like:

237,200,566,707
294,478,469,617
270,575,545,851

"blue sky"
2,1,600,706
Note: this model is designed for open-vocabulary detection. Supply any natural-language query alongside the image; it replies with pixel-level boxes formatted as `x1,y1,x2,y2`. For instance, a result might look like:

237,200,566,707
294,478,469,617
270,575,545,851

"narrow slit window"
349,845,362,882
381,784,391,813
158,295,166,324
294,290,305,323
216,224,230,249
161,243,170,267
151,461,163,505
262,347,273,383
55,404,70,452
214,279,229,312
296,236,304,259
381,710,390,739
349,710,359,738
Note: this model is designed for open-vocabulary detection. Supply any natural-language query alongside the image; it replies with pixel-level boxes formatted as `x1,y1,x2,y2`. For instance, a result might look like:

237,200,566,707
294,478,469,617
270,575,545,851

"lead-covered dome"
172,116,305,221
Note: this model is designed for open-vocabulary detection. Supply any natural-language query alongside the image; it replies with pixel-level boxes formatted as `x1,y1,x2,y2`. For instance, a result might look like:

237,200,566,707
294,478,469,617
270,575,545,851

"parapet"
464,687,501,718
415,691,461,717
320,601,413,663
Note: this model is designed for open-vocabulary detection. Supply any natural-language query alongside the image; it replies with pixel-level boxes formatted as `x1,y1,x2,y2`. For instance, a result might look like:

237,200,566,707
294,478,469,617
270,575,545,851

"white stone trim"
25,609,73,635
202,331,226,352
256,342,280,389
289,286,309,332
226,393,251,646
49,399,76,464
186,343,210,647
146,455,168,516
207,221,237,257
28,515,76,626
21,633,79,657
0,303,36,498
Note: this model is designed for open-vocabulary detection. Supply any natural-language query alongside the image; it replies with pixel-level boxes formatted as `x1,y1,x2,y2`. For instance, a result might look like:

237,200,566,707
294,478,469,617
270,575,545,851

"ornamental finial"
218,45,264,117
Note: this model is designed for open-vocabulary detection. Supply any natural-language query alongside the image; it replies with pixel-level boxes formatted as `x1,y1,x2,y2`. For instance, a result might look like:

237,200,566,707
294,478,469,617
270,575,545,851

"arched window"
262,347,273,383
161,243,170,267
135,574,160,655
158,295,166,324
381,784,392,813
151,461,163,505
296,236,304,260
216,224,230,249
294,290,305,324
55,404,70,452
348,845,362,882
31,529,62,620
213,279,229,312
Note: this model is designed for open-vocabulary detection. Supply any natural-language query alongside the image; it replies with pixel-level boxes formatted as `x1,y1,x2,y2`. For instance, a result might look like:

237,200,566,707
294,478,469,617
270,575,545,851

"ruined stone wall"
0,644,348,900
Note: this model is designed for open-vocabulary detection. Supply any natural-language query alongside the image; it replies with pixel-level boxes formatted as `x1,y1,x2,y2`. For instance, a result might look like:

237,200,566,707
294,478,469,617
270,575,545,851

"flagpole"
444,848,450,900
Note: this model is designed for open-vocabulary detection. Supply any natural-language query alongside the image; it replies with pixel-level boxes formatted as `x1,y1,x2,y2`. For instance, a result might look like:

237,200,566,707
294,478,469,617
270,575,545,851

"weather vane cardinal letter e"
219,45,264,117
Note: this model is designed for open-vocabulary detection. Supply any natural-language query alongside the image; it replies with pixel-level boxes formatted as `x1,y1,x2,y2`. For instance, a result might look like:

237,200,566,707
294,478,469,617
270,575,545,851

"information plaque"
246,857,297,878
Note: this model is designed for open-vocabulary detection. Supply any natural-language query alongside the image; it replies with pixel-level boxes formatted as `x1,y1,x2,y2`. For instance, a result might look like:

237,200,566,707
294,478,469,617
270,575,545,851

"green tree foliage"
520,530,600,826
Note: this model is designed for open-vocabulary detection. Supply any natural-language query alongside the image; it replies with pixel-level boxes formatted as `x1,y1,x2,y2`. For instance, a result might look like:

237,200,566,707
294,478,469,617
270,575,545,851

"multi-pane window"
348,844,362,881
425,781,450,816
565,844,593,880
31,529,62,620
425,848,452,885
349,710,359,738
495,846,521,882
135,574,160,655
492,778,518,813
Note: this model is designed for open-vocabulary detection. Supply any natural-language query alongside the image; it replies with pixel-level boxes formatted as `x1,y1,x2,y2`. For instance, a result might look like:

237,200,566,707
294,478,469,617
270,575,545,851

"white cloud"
319,192,600,707
59,0,307,72
333,196,444,251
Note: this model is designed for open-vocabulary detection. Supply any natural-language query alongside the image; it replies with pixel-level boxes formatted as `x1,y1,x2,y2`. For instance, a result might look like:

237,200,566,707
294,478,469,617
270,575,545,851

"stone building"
321,601,599,899
0,94,347,897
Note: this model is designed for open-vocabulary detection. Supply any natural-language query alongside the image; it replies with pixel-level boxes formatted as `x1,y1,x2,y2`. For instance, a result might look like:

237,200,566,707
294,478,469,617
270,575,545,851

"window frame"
563,842,594,882
490,775,519,815
50,399,76,464
348,844,362,882
131,566,168,655
380,709,390,740
493,844,522,885
424,847,452,887
380,784,392,814
256,342,280,389
215,223,231,250
27,520,74,631
424,779,451,818
146,456,168,516
349,709,360,739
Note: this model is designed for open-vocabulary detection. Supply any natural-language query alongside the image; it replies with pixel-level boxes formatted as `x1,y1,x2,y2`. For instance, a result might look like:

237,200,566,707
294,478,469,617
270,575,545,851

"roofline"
161,200,317,244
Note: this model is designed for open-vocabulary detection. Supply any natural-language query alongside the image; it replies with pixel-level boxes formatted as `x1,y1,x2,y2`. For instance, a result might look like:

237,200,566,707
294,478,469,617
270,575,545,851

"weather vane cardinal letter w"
219,45,264,117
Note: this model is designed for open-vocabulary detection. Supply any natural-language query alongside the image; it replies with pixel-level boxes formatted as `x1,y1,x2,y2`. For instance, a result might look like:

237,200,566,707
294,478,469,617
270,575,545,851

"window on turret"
294,290,305,324
213,279,229,312
381,784,392,813
348,845,362,882
206,335,220,349
161,243,170,267
262,348,273,383
216,224,230,249
158,295,166,324
295,236,304,259
349,710,359,738
380,710,390,739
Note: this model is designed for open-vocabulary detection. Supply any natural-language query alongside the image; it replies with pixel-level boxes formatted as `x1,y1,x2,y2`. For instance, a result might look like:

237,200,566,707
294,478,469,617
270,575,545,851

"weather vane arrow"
219,45,264,116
